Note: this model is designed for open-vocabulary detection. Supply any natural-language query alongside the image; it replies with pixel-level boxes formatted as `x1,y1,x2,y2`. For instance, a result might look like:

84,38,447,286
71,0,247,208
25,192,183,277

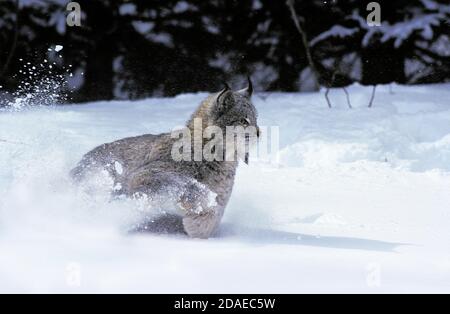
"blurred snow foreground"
0,83,450,293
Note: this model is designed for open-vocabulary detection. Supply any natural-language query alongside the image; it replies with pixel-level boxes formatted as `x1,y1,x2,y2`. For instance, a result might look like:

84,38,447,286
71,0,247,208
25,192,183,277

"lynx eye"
240,118,250,126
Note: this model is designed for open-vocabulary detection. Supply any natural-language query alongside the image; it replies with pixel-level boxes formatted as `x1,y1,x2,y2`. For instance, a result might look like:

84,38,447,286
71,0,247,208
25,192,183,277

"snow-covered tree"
311,0,450,84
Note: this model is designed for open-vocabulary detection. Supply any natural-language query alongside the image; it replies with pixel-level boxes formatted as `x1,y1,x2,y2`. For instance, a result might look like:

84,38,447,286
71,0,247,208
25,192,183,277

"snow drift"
0,83,449,293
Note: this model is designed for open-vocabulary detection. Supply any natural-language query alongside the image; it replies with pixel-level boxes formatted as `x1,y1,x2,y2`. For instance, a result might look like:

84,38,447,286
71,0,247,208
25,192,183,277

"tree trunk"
76,0,116,102
80,38,114,101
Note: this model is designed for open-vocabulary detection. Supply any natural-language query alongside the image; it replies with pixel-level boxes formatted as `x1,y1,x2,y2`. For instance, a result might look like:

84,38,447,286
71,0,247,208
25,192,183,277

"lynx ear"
216,83,234,110
238,76,253,98
217,82,230,103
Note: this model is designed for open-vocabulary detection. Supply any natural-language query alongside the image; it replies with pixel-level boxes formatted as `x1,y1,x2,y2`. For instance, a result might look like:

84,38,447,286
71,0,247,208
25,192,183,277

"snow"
1,83,450,292
327,8,450,48
420,0,450,13
119,3,137,15
311,25,358,46
362,13,444,48
173,1,193,14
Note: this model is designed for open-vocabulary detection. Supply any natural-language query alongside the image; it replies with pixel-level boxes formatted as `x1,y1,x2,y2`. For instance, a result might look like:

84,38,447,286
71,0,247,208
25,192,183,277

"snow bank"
0,83,449,292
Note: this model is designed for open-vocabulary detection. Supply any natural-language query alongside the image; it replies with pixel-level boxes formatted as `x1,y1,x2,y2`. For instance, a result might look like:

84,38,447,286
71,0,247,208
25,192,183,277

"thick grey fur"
71,81,258,238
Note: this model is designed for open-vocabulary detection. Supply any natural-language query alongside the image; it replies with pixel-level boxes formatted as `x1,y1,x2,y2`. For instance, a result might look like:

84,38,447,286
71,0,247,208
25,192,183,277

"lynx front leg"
174,182,221,239
177,182,221,239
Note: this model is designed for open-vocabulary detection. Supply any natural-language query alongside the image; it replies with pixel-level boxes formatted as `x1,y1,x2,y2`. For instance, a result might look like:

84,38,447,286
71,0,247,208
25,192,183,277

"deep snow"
0,83,449,293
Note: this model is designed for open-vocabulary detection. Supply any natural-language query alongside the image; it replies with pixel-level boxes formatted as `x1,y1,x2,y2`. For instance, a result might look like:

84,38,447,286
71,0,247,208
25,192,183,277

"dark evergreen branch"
1,0,19,77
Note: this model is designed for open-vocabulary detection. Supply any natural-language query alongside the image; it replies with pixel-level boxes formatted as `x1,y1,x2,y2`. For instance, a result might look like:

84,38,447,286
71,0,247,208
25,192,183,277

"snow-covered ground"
0,83,449,293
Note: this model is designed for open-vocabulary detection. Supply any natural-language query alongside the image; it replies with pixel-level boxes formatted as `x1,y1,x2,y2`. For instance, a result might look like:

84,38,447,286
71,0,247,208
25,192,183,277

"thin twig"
323,87,331,108
286,0,319,90
343,87,352,109
323,67,338,109
368,85,377,108
324,88,332,108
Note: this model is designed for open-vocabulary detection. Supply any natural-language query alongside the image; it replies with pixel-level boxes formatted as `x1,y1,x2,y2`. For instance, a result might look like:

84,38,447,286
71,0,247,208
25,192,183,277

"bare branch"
324,88,332,108
343,87,352,109
368,85,377,108
286,0,319,90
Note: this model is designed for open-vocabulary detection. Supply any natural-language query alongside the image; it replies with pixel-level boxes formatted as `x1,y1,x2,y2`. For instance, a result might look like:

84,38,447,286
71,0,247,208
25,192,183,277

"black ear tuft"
246,76,253,97
217,82,231,103
238,76,253,98
216,88,234,111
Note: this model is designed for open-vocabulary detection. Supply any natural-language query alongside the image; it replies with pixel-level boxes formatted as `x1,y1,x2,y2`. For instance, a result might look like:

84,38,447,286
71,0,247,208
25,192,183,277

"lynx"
72,78,259,238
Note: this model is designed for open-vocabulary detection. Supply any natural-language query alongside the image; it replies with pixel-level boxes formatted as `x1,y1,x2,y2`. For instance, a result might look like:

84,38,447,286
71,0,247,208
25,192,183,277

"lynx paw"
182,213,220,239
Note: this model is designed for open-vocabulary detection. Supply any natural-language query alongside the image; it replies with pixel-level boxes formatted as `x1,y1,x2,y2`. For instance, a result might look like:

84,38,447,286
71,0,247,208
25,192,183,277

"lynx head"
211,77,259,134
211,77,259,164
